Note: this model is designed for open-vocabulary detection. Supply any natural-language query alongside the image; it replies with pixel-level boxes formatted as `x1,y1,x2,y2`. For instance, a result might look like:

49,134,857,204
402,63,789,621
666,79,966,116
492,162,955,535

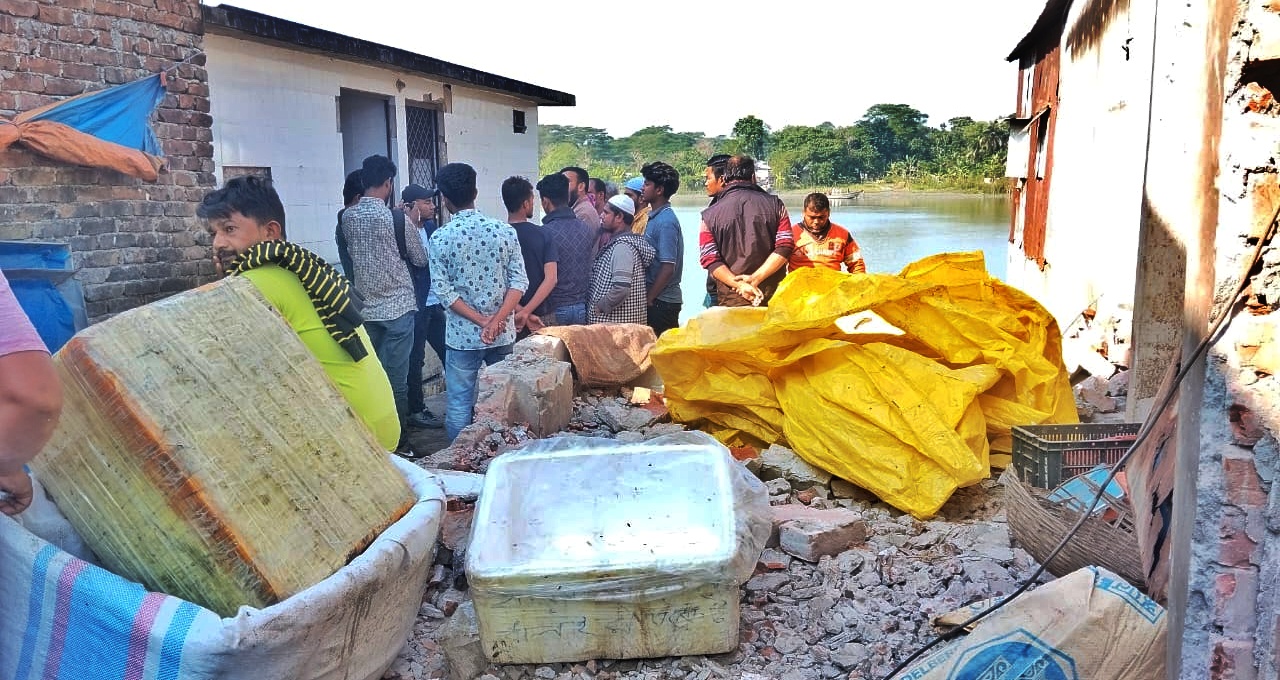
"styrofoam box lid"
466,441,741,591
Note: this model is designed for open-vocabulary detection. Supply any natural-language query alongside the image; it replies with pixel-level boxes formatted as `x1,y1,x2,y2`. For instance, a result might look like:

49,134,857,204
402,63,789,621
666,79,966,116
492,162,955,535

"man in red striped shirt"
698,155,794,306
788,192,866,273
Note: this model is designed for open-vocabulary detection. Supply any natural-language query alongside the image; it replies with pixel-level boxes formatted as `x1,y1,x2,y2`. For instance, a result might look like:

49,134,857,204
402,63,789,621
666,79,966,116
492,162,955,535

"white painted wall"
1005,0,1157,329
204,33,542,261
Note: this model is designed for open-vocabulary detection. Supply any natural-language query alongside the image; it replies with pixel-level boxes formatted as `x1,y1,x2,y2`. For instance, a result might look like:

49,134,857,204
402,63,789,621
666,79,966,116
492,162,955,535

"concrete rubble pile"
382,329,1049,680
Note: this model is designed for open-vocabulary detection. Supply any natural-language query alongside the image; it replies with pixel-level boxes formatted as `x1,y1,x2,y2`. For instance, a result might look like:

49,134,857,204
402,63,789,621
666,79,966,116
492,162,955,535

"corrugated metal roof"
1007,0,1074,61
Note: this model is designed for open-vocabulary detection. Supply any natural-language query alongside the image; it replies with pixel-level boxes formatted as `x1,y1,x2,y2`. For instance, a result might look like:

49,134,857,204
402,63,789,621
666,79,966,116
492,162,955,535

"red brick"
1219,530,1258,568
1214,569,1261,637
39,42,83,62
60,63,98,80
36,4,75,25
3,72,46,94
440,506,474,552
43,78,86,96
20,55,61,76
1210,638,1256,680
1,0,39,18
1224,456,1268,508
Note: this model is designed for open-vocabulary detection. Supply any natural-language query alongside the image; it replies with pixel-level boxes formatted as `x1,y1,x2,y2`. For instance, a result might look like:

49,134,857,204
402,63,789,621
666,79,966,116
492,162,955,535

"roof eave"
1006,0,1074,61
202,4,576,107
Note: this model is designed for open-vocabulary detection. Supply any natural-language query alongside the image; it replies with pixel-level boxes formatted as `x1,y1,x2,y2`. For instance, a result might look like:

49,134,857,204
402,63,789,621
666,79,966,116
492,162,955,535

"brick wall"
0,0,214,321
1186,1,1280,677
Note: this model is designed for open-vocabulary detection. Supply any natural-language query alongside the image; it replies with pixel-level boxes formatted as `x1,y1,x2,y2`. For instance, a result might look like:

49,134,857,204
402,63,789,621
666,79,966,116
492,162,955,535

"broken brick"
778,516,868,563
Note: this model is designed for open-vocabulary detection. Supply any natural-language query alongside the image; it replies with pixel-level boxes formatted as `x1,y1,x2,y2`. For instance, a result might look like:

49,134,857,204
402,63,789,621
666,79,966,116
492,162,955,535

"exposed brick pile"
0,0,214,320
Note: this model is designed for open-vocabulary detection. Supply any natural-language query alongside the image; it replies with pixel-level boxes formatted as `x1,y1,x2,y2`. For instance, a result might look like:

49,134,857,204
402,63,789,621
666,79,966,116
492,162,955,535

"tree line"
539,104,1009,193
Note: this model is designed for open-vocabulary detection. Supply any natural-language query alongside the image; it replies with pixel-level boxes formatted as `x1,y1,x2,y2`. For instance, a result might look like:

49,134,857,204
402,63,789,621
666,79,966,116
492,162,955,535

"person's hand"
480,316,505,344
0,470,34,516
525,313,546,332
515,309,530,331
733,279,763,306
213,253,225,277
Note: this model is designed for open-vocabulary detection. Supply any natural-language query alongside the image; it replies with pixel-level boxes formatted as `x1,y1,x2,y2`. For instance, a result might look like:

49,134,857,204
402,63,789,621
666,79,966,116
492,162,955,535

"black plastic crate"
1011,423,1142,489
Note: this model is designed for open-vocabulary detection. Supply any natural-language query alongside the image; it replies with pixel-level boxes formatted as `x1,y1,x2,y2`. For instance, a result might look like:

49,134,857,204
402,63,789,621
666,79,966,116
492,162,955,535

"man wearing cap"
622,176,650,235
640,161,684,335
589,195,655,325
400,183,446,429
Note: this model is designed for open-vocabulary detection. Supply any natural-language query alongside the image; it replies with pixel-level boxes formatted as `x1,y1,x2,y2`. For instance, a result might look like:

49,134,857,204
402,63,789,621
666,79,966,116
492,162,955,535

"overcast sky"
206,0,1044,137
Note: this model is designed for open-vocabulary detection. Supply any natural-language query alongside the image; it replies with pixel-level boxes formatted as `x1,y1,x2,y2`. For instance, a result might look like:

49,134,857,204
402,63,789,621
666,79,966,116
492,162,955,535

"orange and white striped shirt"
788,222,866,273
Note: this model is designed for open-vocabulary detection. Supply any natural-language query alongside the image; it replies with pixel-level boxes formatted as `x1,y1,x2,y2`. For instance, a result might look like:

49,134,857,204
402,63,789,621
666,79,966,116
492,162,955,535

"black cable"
882,214,1277,679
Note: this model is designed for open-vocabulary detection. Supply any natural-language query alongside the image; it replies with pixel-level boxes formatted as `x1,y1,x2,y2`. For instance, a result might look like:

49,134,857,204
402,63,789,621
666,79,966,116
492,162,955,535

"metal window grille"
405,106,440,190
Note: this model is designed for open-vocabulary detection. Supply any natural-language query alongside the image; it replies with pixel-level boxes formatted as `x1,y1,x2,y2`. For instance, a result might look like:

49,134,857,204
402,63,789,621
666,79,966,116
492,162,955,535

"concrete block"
948,522,1015,564
1076,375,1118,413
513,334,570,364
440,602,487,680
769,504,864,547
778,517,868,563
432,469,485,501
474,354,573,437
755,444,833,489
596,400,659,433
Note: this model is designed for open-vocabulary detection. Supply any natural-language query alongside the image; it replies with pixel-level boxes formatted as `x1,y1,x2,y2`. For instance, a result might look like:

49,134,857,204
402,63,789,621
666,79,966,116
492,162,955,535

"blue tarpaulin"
0,74,167,180
26,75,166,155
0,242,86,353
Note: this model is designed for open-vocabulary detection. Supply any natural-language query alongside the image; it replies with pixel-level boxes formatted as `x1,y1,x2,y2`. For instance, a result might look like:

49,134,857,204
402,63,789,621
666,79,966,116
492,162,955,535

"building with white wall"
201,4,574,261
1004,0,1156,332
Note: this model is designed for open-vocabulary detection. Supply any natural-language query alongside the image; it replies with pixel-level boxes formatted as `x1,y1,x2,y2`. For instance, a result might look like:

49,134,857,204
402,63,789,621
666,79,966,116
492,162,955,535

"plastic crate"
1011,423,1142,489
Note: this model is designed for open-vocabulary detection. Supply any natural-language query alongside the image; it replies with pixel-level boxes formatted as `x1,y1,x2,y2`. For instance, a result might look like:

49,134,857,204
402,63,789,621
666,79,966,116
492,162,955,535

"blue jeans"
549,302,587,326
444,343,513,440
365,311,416,423
408,304,447,415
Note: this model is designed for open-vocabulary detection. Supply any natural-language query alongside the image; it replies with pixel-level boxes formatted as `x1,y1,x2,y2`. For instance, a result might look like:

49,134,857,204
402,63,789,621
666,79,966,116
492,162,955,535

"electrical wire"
882,212,1278,679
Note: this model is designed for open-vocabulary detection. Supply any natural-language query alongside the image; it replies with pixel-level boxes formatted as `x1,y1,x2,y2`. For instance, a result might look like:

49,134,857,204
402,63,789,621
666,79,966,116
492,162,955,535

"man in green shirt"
199,176,401,452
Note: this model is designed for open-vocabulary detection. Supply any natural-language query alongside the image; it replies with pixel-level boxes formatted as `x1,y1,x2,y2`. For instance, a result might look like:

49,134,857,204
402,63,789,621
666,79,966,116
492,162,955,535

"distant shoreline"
776,188,1008,200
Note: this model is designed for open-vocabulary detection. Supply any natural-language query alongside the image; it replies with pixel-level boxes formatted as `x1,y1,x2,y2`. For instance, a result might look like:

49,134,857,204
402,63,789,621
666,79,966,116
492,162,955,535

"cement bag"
0,457,444,680
652,252,1076,518
900,566,1166,679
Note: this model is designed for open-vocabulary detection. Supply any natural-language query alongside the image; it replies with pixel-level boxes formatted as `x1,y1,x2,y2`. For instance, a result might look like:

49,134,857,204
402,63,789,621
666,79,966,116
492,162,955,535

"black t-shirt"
511,221,560,314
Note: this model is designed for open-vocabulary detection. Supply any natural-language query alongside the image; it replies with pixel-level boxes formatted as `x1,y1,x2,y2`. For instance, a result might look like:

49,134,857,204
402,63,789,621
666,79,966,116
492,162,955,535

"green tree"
731,115,769,159
539,141,586,178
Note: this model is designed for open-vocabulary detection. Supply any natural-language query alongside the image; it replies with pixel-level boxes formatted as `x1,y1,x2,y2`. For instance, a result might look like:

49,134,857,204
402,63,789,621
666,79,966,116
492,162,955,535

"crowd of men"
200,153,868,458
0,153,872,493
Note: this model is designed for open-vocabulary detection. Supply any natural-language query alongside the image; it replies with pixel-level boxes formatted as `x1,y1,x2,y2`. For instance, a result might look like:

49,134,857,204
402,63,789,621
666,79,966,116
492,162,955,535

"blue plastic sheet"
27,75,165,156
0,241,85,353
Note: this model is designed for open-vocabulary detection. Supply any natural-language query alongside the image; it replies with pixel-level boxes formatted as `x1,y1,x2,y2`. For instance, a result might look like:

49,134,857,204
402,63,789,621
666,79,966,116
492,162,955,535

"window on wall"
1035,117,1049,179
405,105,441,189
1019,62,1035,117
513,109,527,134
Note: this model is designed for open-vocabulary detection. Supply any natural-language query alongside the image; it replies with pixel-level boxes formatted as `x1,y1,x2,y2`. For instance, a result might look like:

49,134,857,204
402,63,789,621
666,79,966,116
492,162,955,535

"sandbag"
0,458,444,680
901,566,1166,679
652,252,1076,518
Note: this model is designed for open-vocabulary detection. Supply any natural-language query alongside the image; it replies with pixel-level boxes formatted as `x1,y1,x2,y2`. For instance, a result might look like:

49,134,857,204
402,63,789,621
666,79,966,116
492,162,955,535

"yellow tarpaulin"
652,252,1077,518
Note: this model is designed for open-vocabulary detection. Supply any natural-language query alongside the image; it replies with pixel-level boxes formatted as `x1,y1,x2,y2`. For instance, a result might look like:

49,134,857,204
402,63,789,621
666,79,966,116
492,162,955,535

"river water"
664,192,1011,321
